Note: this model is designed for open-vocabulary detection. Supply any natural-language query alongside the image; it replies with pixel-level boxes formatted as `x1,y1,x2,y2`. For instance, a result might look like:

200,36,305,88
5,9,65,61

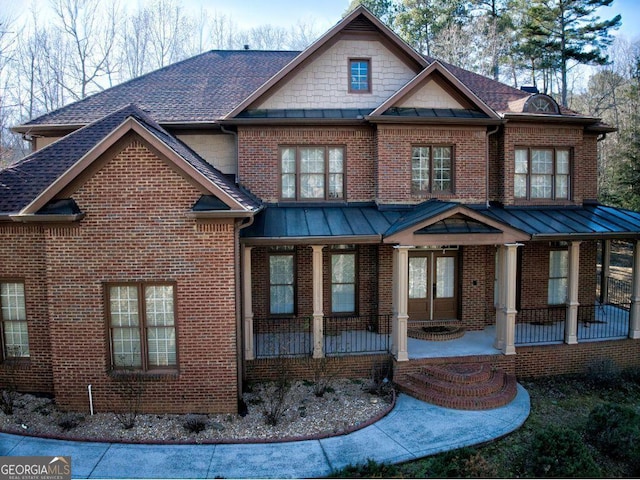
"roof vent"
520,86,539,94
244,44,250,50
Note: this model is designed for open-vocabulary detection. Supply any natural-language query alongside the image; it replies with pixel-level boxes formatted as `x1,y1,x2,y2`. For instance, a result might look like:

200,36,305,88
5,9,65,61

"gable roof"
13,7,604,133
14,50,298,131
1,104,260,217
368,60,500,122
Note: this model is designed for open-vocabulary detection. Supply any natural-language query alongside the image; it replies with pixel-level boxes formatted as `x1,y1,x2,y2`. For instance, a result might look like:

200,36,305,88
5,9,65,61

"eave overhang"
366,116,503,126
9,213,85,223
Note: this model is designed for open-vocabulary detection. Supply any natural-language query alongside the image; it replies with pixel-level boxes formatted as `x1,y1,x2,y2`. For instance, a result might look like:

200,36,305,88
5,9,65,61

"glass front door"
408,251,458,320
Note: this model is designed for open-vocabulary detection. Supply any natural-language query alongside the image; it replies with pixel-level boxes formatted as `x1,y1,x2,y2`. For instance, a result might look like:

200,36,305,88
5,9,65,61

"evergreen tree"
521,0,621,106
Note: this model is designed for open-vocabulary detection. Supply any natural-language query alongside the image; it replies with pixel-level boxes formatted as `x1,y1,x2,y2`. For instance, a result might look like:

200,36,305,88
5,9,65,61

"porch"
251,301,632,360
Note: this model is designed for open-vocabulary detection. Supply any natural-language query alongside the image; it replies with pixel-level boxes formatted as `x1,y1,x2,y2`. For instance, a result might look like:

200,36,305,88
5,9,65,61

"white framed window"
269,249,295,315
0,282,29,359
108,283,176,370
331,247,356,313
411,146,453,194
548,250,568,305
349,58,371,93
280,146,345,200
515,148,570,200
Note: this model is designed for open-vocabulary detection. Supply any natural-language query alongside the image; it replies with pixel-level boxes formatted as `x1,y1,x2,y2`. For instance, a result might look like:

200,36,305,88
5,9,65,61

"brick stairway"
395,362,517,410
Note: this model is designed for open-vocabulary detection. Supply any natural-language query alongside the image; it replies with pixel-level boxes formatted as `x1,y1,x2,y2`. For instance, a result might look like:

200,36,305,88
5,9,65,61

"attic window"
349,59,371,93
524,94,559,114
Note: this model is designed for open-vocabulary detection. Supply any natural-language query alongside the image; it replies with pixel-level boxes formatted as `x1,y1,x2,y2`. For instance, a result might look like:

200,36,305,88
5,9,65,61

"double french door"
408,250,458,321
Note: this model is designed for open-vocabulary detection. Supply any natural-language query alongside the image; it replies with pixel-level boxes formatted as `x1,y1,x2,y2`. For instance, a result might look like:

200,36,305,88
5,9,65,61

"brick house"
2,7,640,414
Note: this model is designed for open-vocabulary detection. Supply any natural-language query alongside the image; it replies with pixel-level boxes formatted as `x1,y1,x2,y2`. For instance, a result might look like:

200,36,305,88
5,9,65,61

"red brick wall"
43,138,239,414
237,126,375,203
460,245,495,330
250,244,380,319
376,125,488,204
0,224,53,393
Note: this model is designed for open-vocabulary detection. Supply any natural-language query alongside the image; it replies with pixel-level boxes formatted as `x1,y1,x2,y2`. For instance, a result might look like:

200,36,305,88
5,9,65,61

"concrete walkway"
0,386,530,479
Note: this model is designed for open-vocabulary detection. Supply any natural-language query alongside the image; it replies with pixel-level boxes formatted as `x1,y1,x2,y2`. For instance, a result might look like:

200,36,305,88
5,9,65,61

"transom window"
0,282,29,359
349,58,371,93
107,283,176,370
281,146,344,200
269,248,295,315
331,246,357,314
411,146,453,194
515,148,570,200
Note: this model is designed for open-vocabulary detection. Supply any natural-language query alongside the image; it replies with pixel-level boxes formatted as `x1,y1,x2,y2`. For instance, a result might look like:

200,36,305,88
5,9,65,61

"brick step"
421,362,493,384
395,362,518,410
407,370,506,397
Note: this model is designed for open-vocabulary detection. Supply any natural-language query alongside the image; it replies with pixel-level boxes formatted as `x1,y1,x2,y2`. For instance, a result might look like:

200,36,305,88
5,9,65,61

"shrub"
260,356,292,427
183,414,208,434
417,447,495,478
364,357,394,398
57,413,84,431
306,357,336,397
587,402,640,462
328,458,400,478
586,358,622,389
529,425,601,478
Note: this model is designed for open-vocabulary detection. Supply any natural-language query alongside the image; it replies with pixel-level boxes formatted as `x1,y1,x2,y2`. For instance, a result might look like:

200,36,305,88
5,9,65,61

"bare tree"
144,0,193,68
51,0,121,99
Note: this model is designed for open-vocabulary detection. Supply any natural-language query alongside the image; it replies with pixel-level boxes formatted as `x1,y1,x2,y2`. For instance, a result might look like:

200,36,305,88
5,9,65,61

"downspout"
234,212,261,408
486,125,500,208
220,125,239,183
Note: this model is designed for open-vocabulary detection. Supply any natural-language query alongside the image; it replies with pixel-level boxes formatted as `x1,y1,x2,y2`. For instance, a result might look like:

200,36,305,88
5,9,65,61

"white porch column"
242,246,255,361
311,245,325,358
630,240,640,339
494,246,506,351
565,241,581,344
502,243,521,355
392,246,410,362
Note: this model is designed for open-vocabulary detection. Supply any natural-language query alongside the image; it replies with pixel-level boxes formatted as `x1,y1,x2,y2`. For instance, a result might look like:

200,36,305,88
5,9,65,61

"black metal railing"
606,278,632,307
323,314,391,356
253,316,312,358
515,306,566,345
578,303,630,341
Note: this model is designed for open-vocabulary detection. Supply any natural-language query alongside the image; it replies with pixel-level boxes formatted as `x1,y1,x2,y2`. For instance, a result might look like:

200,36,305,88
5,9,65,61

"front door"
408,251,458,321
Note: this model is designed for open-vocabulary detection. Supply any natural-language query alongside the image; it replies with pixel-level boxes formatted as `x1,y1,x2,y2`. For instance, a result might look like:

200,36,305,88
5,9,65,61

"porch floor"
408,326,500,359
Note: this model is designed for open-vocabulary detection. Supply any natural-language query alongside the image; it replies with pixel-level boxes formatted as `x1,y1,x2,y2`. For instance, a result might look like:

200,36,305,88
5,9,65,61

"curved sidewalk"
0,386,530,479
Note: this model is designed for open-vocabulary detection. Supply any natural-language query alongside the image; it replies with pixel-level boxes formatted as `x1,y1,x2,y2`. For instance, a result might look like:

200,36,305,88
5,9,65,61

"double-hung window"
548,250,568,305
331,246,357,314
0,281,29,359
108,283,177,370
281,146,345,200
515,148,570,200
269,247,295,315
411,146,453,194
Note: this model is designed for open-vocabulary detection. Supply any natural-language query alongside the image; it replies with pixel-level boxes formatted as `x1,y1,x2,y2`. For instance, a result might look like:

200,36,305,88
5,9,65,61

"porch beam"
565,241,581,345
311,245,325,358
502,243,521,355
242,246,254,361
392,246,411,362
630,240,640,339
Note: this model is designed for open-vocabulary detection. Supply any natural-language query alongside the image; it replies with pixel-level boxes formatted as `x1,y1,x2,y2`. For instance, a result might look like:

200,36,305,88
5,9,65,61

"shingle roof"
0,104,260,215
20,50,298,127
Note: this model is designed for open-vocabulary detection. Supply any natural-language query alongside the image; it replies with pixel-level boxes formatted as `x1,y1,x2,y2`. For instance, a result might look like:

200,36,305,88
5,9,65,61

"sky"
2,0,638,43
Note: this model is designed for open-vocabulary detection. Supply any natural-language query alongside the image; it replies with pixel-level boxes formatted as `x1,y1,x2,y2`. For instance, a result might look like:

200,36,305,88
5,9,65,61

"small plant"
306,357,336,397
587,402,640,463
328,458,400,478
0,348,23,415
58,412,84,431
113,370,145,430
260,356,293,427
364,356,394,398
529,425,601,477
586,358,622,389
183,414,208,433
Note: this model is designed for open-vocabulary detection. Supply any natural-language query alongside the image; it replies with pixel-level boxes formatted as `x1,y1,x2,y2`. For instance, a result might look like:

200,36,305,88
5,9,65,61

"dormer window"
524,94,560,114
349,58,371,93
